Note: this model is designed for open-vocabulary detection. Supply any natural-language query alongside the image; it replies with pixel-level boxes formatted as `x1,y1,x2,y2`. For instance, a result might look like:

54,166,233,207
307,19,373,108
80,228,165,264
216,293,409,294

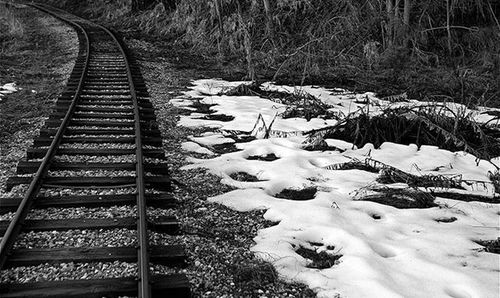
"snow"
188,132,235,147
181,141,215,155
174,79,500,298
171,80,337,133
0,82,20,100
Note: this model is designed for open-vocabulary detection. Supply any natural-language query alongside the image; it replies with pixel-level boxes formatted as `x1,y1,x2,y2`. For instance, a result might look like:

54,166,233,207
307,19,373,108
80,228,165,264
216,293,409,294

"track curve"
0,4,189,297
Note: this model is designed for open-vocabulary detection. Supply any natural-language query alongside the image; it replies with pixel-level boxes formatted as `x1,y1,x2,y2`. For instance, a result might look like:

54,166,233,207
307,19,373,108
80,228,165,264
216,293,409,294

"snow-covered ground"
173,79,500,298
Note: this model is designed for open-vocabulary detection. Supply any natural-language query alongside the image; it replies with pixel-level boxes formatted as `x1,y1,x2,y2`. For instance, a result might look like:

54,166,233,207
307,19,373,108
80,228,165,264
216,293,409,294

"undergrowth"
38,0,500,107
306,104,500,161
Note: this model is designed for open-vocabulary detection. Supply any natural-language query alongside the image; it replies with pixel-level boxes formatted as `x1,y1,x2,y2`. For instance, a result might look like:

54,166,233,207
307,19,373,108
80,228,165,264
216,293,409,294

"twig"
420,25,479,33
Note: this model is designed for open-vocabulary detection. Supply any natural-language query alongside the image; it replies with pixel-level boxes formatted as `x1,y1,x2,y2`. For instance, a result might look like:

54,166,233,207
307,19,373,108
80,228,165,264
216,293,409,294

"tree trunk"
403,0,410,26
262,0,274,37
213,0,223,32
386,0,394,47
236,1,256,82
446,0,452,55
393,0,402,44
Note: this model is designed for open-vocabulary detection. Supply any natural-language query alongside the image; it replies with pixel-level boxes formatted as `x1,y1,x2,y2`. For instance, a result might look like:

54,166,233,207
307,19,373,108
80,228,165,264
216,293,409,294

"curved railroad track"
0,4,189,297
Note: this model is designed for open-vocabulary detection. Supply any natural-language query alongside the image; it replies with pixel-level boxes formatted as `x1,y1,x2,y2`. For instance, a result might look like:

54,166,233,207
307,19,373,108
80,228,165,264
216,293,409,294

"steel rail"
0,4,91,268
1,6,153,297
99,27,152,298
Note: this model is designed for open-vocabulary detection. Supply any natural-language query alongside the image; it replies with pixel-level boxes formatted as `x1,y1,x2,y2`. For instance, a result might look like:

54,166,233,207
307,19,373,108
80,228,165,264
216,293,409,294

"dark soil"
295,246,342,269
274,187,317,201
435,217,458,223
210,143,240,155
202,114,235,122
229,172,262,182
247,153,279,161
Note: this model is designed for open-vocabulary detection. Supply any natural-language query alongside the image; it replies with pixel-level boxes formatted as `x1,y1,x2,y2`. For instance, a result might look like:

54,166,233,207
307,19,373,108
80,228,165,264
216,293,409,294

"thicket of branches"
41,0,500,105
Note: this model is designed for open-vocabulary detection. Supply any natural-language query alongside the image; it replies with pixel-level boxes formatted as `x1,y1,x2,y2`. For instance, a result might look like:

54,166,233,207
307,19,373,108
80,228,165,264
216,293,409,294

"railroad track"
0,4,189,297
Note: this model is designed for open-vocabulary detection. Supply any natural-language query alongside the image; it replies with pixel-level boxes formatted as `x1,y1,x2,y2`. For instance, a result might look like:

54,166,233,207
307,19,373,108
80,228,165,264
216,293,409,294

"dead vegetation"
232,260,277,286
361,187,437,209
335,158,499,204
305,105,500,161
377,168,464,189
474,238,500,254
323,160,380,173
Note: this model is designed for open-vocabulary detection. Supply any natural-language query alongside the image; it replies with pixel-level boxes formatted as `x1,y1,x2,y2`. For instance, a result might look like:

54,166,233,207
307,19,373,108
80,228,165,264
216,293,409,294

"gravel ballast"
128,38,317,297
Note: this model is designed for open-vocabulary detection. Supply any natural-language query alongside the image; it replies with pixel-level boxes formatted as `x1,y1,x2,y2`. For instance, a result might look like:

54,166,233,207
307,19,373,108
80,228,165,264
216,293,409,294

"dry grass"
232,260,277,287
361,187,437,209
377,168,464,189
306,105,500,161
0,3,24,53
0,5,76,141
38,0,499,107
474,238,500,254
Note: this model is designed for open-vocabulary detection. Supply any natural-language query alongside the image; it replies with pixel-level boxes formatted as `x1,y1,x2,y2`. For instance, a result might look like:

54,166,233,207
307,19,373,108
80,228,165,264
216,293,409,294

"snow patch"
181,141,215,155
177,79,500,298
0,83,20,100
